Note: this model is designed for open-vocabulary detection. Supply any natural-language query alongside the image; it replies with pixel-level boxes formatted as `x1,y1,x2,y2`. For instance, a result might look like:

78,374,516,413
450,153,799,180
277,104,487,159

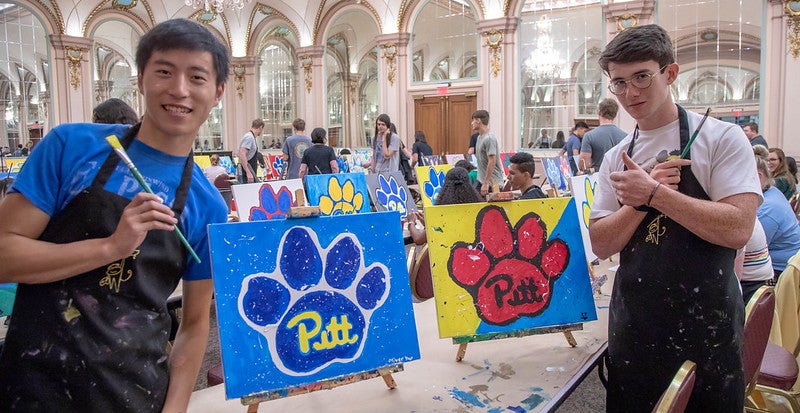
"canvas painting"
422,155,442,166
543,156,572,193
265,154,285,180
424,198,597,338
209,211,420,399
304,173,371,215
193,155,211,170
570,174,599,263
498,152,516,176
415,164,453,207
231,179,305,221
219,155,237,175
444,154,465,165
365,172,417,221
343,151,371,174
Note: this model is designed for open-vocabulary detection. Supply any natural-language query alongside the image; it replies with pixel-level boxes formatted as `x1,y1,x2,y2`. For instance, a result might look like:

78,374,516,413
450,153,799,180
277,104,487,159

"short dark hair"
598,24,674,74
471,110,490,126
744,122,759,133
597,98,619,120
574,121,590,129
310,127,327,144
251,119,265,129
454,159,475,171
92,98,138,125
293,118,306,131
136,19,230,87
509,152,536,176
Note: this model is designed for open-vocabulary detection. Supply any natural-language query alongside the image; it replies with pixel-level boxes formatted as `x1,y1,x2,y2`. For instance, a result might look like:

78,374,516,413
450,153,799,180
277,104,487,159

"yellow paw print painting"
306,173,371,216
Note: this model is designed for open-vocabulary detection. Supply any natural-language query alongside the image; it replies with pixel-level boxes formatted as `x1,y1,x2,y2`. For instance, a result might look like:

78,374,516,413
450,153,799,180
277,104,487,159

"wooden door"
413,94,476,156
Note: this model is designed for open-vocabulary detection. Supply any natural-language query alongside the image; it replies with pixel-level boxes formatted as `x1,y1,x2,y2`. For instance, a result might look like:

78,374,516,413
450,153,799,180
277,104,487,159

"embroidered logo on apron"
100,249,140,292
645,214,666,245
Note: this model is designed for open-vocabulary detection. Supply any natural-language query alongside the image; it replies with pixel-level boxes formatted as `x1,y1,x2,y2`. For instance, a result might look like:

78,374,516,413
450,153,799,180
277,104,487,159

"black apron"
606,106,745,412
0,125,193,412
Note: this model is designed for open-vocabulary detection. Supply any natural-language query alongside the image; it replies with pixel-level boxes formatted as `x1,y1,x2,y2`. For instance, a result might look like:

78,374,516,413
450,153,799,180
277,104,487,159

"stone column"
224,56,258,150
296,45,326,135
375,33,411,144
476,17,519,151
48,35,94,124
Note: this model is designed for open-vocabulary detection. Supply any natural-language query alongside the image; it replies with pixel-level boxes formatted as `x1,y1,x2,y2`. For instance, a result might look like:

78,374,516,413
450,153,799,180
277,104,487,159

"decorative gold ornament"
786,0,800,59
233,64,246,99
66,46,83,90
300,55,313,93
111,0,137,10
616,14,638,32
484,30,503,78
382,44,397,86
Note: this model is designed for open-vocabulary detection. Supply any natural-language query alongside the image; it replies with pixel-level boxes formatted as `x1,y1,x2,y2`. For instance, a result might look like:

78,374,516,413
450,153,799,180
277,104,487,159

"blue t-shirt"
10,123,228,281
758,186,800,272
563,134,581,156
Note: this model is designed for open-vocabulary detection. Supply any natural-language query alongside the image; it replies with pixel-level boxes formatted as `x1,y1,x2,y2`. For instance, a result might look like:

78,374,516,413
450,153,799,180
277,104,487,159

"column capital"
602,0,655,36
476,17,519,35
375,33,411,48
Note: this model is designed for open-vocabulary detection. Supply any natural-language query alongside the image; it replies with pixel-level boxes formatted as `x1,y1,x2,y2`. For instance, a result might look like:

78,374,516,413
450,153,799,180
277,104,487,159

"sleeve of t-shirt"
706,123,763,202
389,134,400,152
183,190,228,281
485,136,499,156
282,139,289,156
589,147,624,220
9,127,68,217
580,134,592,154
301,150,309,165
758,214,780,246
327,147,337,163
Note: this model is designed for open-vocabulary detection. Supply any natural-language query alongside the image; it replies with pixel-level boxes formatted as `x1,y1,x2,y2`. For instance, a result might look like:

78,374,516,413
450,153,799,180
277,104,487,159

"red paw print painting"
425,199,596,338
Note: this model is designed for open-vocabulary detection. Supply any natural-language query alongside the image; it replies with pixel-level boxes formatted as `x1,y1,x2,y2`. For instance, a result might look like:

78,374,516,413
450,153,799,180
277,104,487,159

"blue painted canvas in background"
365,171,416,221
304,173,371,215
209,211,420,399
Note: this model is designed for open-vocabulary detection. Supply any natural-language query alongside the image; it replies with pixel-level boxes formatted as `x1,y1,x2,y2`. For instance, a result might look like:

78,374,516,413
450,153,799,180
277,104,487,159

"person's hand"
480,182,489,196
610,152,660,207
107,192,177,260
650,156,690,191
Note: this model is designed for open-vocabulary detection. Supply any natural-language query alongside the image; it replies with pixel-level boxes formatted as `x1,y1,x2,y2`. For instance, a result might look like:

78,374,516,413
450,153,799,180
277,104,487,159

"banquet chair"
749,261,800,413
213,173,233,213
407,244,433,302
742,286,777,411
652,360,696,413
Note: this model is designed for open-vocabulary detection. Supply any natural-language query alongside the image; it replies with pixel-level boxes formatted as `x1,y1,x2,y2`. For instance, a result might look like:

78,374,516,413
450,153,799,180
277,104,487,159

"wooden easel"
242,364,403,412
240,190,403,411
453,323,583,362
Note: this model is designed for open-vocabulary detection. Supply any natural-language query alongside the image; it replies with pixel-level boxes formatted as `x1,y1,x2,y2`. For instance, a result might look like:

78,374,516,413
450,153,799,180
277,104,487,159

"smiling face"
137,49,224,155
606,60,678,130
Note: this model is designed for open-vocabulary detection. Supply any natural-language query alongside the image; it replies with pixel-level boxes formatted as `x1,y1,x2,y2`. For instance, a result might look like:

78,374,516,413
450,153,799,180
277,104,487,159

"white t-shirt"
741,219,774,282
590,110,762,220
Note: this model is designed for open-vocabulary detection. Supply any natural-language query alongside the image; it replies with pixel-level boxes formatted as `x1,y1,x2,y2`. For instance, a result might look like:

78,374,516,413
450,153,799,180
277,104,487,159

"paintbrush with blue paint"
105,134,202,263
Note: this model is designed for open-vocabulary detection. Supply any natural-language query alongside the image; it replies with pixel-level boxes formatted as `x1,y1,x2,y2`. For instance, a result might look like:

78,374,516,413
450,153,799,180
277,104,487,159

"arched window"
410,0,478,84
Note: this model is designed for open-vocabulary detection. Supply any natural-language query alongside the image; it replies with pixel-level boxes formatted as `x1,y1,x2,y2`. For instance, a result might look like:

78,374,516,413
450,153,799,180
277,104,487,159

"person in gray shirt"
282,118,312,179
368,113,400,174
471,109,505,195
579,98,627,172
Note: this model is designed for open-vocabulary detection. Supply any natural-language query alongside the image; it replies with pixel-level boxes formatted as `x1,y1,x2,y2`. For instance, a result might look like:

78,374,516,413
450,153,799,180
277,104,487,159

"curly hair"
435,167,483,205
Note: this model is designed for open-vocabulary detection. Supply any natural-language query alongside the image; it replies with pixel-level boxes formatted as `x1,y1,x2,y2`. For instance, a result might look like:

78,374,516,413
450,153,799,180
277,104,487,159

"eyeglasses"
607,65,668,95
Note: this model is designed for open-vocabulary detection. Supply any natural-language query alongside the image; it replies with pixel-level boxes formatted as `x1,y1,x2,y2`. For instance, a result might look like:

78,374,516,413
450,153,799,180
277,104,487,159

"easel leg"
562,330,577,347
380,372,397,389
456,343,468,362
246,402,259,412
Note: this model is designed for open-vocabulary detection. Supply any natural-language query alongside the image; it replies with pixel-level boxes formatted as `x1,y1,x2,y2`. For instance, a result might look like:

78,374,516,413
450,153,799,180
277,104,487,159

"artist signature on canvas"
448,206,569,325
238,227,390,375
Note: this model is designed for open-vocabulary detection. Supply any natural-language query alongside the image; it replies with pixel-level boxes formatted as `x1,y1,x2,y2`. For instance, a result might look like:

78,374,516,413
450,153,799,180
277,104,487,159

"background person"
767,147,797,200
299,127,338,178
507,152,546,199
471,110,505,196
92,98,139,125
743,122,768,147
367,113,400,174
282,118,312,179
579,98,627,172
0,18,229,412
411,130,433,168
238,119,264,183
203,153,228,183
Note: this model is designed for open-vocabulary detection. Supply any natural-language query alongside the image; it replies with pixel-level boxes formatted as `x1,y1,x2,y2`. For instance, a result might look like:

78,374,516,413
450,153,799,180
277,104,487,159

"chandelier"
184,0,250,13
523,14,564,79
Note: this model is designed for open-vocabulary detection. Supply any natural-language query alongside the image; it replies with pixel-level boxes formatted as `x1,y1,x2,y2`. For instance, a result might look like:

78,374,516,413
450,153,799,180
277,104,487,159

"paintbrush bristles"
105,135,135,166
105,134,123,149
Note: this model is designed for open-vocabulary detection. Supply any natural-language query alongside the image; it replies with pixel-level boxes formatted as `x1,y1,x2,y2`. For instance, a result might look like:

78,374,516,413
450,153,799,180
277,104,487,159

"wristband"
646,182,662,206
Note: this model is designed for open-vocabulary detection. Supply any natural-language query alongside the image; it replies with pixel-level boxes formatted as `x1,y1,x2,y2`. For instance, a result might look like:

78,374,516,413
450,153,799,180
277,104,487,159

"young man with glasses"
588,24,761,412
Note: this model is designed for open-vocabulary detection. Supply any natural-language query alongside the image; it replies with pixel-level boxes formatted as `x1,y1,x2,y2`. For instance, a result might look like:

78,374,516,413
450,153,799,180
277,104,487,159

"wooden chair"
407,244,434,302
748,264,800,412
652,360,697,413
743,286,777,411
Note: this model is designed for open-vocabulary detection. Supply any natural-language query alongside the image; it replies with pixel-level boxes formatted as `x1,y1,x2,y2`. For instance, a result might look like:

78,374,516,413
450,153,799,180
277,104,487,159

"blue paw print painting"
241,227,389,374
209,211,420,399
416,164,452,207
366,171,416,219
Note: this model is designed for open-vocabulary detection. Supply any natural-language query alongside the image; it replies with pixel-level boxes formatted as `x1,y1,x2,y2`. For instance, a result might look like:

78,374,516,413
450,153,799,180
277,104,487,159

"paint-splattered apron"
0,126,192,412
606,106,745,412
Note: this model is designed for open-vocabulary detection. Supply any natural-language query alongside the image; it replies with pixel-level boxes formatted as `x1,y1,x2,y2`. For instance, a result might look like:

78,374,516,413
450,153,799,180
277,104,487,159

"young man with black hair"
507,152,546,200
471,110,505,196
0,18,229,412
589,24,761,412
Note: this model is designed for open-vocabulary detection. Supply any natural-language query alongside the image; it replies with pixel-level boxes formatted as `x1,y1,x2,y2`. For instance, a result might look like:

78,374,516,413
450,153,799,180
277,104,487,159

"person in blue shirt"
0,19,229,412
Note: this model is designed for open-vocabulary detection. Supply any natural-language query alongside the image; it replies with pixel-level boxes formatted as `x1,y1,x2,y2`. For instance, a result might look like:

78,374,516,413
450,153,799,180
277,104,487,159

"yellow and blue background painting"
415,164,453,207
209,211,420,399
570,174,598,262
305,173,371,215
424,198,596,338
